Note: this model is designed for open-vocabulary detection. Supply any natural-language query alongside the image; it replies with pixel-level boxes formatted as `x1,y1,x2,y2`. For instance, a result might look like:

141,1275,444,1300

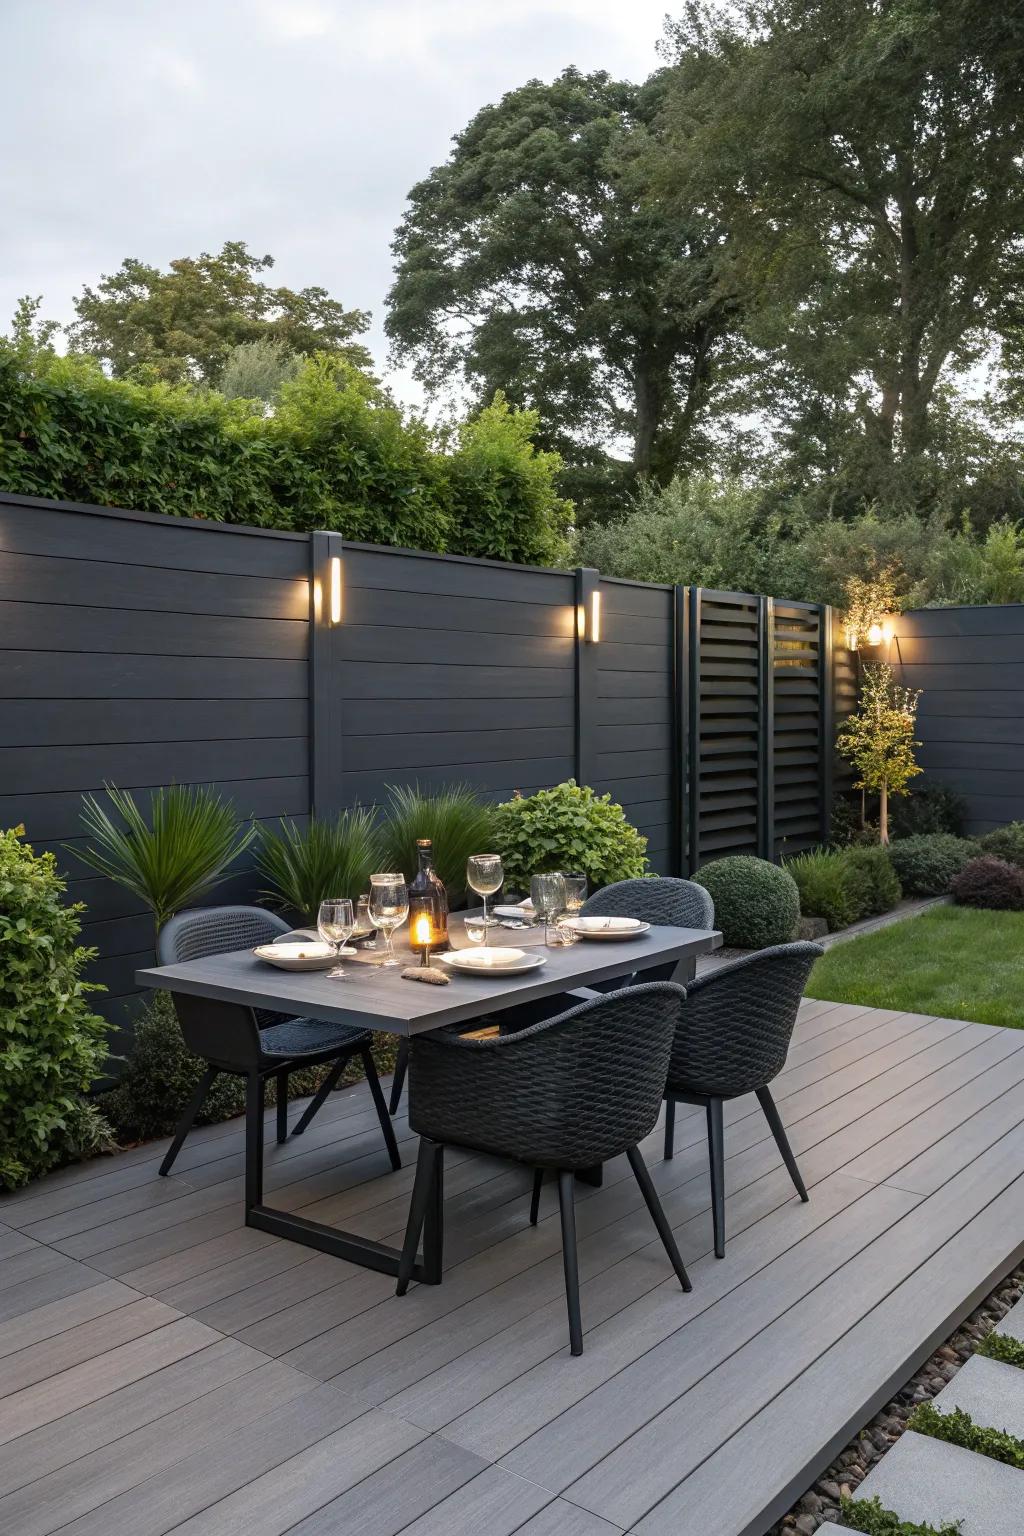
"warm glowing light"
576,603,587,639
589,589,601,643
329,556,342,625
413,913,432,947
845,628,859,651
866,622,884,646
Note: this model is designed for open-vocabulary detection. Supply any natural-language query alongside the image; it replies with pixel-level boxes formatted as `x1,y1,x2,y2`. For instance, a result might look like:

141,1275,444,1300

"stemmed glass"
466,854,503,929
368,874,409,968
531,872,567,945
317,898,355,979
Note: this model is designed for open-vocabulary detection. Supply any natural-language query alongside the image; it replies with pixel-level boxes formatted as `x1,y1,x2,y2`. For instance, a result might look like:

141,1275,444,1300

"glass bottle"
408,838,449,956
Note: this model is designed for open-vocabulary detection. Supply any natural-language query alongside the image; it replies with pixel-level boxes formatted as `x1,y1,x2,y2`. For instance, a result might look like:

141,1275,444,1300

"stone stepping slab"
929,1350,1024,1438
852,1429,1024,1535
994,1293,1024,1343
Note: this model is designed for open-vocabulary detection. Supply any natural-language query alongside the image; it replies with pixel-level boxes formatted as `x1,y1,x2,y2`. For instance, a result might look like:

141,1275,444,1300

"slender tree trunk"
633,362,657,477
879,779,889,846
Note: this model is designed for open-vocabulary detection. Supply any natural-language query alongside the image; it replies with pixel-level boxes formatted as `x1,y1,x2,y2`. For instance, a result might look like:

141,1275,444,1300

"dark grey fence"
891,605,1024,834
0,491,835,1042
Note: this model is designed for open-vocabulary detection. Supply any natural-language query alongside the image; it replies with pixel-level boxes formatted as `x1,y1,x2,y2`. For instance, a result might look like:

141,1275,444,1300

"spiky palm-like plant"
378,784,495,905
257,809,382,922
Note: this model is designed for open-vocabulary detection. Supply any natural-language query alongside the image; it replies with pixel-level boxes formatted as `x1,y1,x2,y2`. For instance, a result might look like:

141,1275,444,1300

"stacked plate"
560,916,650,941
439,947,546,976
252,941,341,971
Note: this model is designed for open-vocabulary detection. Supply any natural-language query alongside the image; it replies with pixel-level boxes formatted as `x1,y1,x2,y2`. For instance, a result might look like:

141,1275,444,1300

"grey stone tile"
931,1352,1024,1438
853,1429,1024,1536
995,1294,1024,1343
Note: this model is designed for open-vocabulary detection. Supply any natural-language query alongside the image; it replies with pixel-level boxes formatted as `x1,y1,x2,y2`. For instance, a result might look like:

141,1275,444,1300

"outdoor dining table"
136,913,722,1284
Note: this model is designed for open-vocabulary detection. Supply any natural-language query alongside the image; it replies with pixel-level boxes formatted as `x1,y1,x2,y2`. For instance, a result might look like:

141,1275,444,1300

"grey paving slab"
853,1430,1024,1536
931,1351,1024,1438
995,1293,1024,1342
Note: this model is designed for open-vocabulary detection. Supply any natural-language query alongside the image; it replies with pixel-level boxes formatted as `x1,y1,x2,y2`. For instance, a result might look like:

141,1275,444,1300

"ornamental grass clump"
0,826,115,1189
491,780,648,894
379,785,496,905
950,854,1024,912
693,855,800,948
258,809,382,921
887,833,981,896
844,844,903,916
785,848,862,932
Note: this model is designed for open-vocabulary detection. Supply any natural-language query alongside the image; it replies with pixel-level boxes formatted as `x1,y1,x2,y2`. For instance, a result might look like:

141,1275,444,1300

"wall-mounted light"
577,603,587,640
588,589,601,644
844,614,894,651
866,621,884,647
329,555,342,625
845,628,859,651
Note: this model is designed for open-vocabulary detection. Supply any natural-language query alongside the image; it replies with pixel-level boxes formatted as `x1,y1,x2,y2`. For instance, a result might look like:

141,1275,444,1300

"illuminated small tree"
837,663,922,845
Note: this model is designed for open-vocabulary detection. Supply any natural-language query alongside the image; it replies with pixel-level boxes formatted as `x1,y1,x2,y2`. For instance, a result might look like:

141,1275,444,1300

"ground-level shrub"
693,856,799,948
492,780,648,894
889,782,966,839
844,845,903,916
980,820,1024,870
840,1492,963,1535
0,826,115,1189
785,848,863,932
951,854,1024,911
887,833,981,896
100,990,399,1143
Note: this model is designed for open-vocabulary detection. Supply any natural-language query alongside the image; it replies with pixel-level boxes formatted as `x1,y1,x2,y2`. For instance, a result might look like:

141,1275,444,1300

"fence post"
673,586,690,876
574,567,600,788
759,595,776,860
687,587,702,873
820,603,835,844
309,530,345,818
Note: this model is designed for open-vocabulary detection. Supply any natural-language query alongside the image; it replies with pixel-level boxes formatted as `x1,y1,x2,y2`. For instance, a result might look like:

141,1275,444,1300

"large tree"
655,0,1024,508
67,240,373,385
386,67,737,508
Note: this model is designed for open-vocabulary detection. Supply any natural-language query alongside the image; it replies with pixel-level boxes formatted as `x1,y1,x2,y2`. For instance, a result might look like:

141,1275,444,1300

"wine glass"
317,898,355,979
531,872,567,945
466,853,503,929
368,874,409,968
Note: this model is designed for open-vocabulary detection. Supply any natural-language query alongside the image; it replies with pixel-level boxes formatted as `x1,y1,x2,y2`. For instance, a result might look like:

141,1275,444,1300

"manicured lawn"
805,905,1024,1029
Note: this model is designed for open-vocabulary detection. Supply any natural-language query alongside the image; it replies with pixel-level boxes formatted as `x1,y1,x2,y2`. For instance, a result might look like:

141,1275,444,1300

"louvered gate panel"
689,589,764,866
772,601,827,857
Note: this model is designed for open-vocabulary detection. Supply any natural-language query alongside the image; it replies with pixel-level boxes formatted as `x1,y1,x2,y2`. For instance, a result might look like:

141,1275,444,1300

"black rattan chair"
664,941,823,1258
395,982,692,1355
156,906,400,1180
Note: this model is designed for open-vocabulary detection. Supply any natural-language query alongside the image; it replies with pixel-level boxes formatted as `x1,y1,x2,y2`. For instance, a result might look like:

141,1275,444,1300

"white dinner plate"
253,942,348,971
561,916,650,941
493,902,534,920
439,947,547,976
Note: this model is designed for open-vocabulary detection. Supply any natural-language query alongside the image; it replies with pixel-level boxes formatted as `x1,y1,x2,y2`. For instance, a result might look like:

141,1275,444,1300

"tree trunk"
879,779,889,845
632,362,657,478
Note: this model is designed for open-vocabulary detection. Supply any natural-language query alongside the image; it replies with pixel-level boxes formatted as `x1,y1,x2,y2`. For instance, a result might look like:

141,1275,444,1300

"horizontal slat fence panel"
892,607,1024,832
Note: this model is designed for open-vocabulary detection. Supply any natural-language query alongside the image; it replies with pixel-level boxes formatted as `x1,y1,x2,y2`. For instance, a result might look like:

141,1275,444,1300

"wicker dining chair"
663,941,823,1258
395,982,692,1355
156,906,400,1179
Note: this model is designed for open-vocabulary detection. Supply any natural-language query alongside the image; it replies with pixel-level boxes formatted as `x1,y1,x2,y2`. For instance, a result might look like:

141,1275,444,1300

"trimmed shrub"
889,782,966,839
693,856,800,949
887,833,981,896
100,991,399,1144
843,845,903,916
950,854,1024,912
980,820,1024,870
0,826,114,1189
492,781,648,894
785,849,863,932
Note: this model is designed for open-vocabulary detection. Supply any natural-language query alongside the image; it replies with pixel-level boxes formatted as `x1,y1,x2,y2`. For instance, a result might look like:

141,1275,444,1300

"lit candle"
413,913,432,948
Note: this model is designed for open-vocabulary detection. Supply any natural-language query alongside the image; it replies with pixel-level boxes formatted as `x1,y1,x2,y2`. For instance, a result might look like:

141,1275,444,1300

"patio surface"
3,998,1024,1536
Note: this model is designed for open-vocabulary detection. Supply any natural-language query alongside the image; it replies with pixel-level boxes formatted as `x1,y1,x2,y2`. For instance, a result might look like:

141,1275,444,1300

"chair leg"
557,1170,584,1356
361,1046,402,1171
244,1072,265,1211
396,1137,442,1295
159,1066,218,1177
664,1096,676,1159
389,1039,410,1114
530,1167,544,1225
626,1145,692,1292
291,1054,348,1136
707,1097,726,1259
276,1069,289,1143
757,1085,808,1202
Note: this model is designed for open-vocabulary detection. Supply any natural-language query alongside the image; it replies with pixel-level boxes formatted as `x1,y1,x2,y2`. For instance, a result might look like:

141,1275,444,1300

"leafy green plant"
257,810,382,921
950,854,1024,912
491,780,648,894
909,1400,1024,1469
978,1332,1024,1368
379,785,497,906
837,663,922,845
844,845,903,916
785,848,864,932
99,991,400,1143
77,784,256,934
980,821,1024,870
692,856,800,948
840,1493,963,1535
0,826,114,1189
888,834,981,897
890,784,966,839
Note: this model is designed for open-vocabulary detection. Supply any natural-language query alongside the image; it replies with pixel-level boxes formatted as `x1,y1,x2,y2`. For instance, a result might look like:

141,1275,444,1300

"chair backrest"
668,941,823,1098
410,981,686,1169
582,878,714,930
158,905,291,965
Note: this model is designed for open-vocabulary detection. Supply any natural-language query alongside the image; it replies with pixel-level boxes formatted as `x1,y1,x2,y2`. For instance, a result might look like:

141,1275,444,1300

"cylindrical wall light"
329,555,342,625
589,589,601,644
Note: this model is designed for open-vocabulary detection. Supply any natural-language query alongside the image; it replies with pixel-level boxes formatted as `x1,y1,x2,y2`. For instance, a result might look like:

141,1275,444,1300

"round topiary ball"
887,833,981,896
950,854,1024,911
693,855,800,949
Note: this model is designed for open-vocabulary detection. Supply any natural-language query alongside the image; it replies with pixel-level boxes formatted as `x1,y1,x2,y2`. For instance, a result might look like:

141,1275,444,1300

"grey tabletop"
136,915,723,1037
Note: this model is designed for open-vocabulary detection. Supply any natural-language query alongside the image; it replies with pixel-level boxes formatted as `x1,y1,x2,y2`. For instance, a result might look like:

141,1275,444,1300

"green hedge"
0,347,571,566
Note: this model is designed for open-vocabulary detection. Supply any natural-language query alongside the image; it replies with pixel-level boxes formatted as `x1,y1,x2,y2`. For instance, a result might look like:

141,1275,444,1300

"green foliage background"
492,781,649,892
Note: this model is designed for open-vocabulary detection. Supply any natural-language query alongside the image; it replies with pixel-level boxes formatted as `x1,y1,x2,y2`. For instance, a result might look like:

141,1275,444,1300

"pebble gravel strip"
769,1261,1024,1535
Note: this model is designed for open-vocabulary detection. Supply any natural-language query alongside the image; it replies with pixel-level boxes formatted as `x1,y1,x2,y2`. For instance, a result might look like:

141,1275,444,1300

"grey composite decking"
3,1000,1024,1536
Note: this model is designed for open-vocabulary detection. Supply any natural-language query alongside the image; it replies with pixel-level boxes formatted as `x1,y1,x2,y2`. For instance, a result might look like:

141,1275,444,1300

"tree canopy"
67,240,373,386
386,67,738,517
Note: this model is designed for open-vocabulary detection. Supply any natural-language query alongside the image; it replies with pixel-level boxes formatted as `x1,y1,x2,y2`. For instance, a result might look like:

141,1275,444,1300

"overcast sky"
2,0,672,408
